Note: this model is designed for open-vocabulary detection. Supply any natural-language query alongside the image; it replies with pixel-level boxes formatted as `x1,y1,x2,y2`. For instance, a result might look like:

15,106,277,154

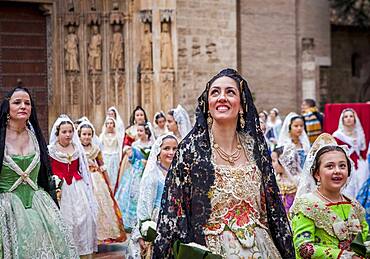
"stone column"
86,8,104,126
301,38,316,100
159,9,174,114
139,10,154,118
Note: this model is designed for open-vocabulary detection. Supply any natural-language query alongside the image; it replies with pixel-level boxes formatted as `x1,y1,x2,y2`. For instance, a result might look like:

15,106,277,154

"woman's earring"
239,111,245,128
317,180,321,187
207,111,213,128
6,113,10,124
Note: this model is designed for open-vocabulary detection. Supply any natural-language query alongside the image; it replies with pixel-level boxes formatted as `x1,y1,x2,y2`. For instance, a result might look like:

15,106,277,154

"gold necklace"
7,125,27,134
213,136,243,165
316,189,343,203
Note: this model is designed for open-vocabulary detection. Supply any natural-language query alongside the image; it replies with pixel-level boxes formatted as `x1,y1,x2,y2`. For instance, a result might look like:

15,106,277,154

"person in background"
278,112,310,169
49,114,98,258
333,108,368,198
301,98,323,145
271,145,301,213
153,111,168,138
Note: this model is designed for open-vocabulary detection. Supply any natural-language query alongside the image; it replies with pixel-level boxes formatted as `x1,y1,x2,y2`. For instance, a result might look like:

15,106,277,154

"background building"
0,0,369,136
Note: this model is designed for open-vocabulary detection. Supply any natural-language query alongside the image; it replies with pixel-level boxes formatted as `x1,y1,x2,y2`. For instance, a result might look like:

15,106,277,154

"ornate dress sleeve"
153,150,191,259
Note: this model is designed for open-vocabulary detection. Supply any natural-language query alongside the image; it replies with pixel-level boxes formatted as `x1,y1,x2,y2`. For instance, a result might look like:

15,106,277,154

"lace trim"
3,129,40,192
48,144,79,164
85,144,100,161
291,193,365,240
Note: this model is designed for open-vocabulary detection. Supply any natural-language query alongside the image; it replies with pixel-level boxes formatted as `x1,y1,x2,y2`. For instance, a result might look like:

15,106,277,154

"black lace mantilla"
153,68,295,258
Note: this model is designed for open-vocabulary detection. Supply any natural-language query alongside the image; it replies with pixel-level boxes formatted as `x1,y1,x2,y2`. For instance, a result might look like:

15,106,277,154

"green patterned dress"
291,193,368,258
0,148,78,258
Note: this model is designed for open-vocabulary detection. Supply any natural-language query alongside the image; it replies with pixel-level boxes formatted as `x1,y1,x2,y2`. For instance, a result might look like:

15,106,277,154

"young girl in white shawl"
166,105,192,141
333,108,368,198
48,114,98,258
278,112,310,169
78,120,126,243
128,133,178,258
100,117,122,192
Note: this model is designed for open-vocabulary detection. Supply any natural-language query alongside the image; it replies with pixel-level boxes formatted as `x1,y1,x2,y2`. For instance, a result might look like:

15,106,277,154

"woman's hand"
56,189,62,202
139,238,147,253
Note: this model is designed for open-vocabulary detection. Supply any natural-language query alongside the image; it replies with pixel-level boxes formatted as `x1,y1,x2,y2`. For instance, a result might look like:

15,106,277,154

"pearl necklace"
316,189,344,203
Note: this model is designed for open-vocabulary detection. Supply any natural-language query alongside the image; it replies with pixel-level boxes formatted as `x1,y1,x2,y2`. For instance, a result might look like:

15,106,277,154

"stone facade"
1,0,366,135
327,26,370,103
175,0,237,117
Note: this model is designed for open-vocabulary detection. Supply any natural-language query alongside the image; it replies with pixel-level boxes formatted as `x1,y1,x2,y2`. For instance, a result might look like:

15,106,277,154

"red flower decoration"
299,243,315,259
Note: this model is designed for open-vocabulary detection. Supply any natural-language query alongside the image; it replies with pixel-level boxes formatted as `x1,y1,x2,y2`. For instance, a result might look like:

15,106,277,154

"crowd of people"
0,68,369,258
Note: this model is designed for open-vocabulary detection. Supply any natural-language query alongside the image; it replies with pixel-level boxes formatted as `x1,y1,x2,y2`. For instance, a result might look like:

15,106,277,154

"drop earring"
207,111,213,128
239,111,245,128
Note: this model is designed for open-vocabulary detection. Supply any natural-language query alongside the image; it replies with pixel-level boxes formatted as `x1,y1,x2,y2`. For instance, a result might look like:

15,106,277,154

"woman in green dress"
291,133,368,258
0,87,78,258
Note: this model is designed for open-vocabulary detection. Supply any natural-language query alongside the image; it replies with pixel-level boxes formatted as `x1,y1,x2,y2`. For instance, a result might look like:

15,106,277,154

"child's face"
314,150,349,194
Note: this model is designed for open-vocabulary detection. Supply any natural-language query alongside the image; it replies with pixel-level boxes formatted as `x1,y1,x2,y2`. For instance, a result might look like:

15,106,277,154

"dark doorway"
0,2,48,137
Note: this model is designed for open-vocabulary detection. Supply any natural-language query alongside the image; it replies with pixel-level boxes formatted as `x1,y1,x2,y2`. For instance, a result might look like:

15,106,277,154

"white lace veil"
278,112,310,152
172,104,192,140
76,117,101,148
293,133,354,203
100,116,123,157
104,106,125,137
141,133,177,181
279,144,302,178
333,108,366,155
49,114,98,221
267,108,282,128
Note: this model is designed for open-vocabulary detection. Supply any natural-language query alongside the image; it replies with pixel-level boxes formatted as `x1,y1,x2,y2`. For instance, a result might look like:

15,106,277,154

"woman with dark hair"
0,87,78,258
166,105,192,141
115,123,153,232
153,111,168,138
291,133,367,258
333,108,367,198
124,106,152,146
278,112,310,169
153,69,294,258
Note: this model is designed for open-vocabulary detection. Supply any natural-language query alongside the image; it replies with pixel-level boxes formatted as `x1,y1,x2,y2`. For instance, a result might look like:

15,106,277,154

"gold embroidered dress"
84,144,125,243
204,135,282,258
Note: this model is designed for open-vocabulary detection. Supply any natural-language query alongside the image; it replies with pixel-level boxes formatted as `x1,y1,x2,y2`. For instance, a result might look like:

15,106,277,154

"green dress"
0,151,78,259
291,193,368,259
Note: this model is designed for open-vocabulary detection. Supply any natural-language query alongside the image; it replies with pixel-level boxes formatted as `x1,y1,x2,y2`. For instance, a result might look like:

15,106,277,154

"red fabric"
334,137,365,168
324,103,370,151
50,157,82,185
123,134,135,146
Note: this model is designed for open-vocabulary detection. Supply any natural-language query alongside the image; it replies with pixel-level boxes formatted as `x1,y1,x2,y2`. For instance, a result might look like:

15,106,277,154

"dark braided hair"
311,145,352,184
0,87,57,204
129,106,148,126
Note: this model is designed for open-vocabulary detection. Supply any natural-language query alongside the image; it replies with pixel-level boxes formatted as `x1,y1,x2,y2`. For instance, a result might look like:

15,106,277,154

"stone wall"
176,0,238,118
239,0,299,115
328,26,370,103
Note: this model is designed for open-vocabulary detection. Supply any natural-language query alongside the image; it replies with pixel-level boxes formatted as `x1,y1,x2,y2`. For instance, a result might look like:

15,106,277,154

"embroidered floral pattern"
299,243,315,258
291,193,365,240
